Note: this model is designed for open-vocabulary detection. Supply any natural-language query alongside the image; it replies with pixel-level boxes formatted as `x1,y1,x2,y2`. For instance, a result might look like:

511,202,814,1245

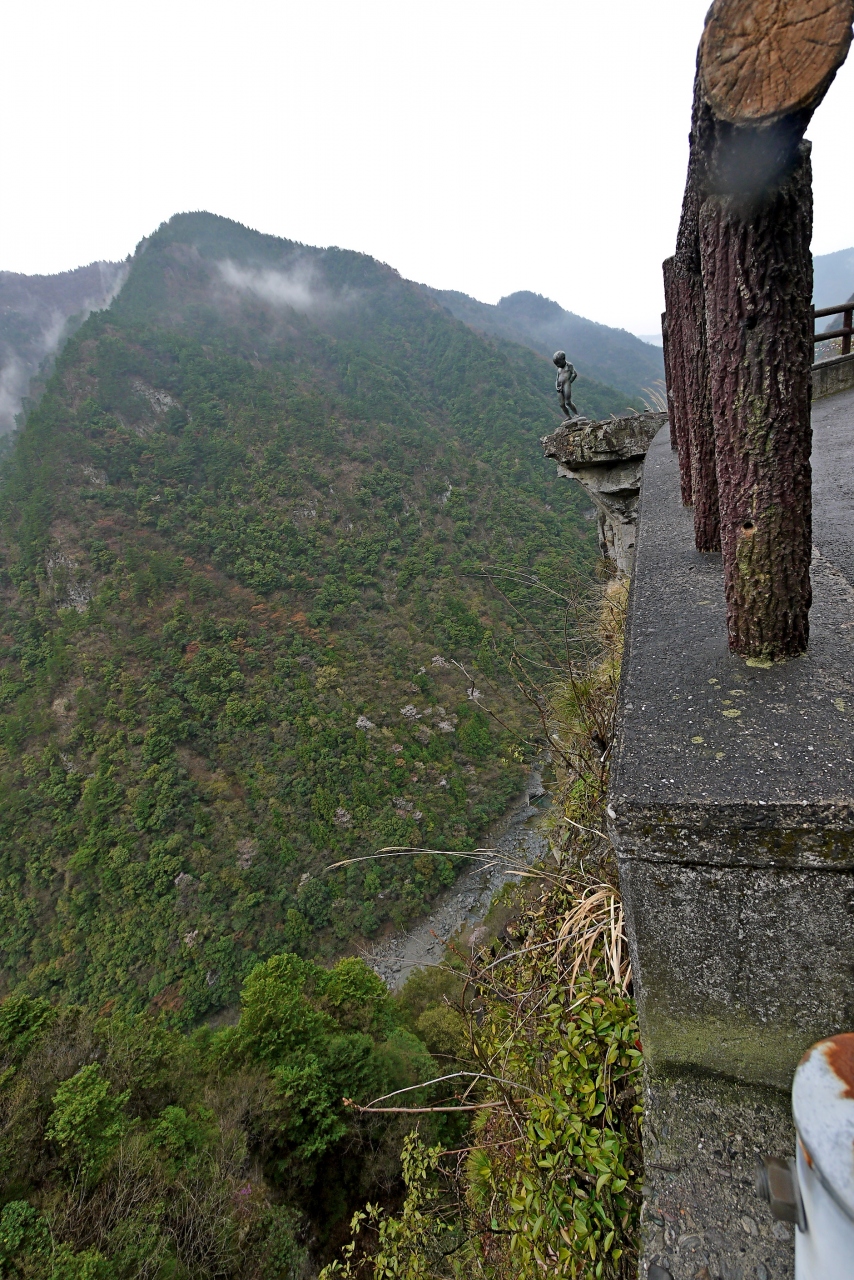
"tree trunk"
659,0,854,657
662,259,692,505
676,260,720,552
665,76,721,548
661,310,678,452
700,0,853,125
700,143,813,660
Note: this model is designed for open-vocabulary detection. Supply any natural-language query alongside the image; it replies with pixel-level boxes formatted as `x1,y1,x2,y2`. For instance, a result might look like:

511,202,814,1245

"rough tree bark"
661,310,678,452
664,78,720,548
683,0,853,658
662,259,692,506
700,145,814,660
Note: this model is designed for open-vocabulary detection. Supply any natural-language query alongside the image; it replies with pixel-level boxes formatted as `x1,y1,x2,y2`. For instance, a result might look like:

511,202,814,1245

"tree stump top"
700,0,854,124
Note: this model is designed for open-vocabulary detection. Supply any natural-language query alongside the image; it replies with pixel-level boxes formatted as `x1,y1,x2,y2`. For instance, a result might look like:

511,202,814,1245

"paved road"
812,383,854,584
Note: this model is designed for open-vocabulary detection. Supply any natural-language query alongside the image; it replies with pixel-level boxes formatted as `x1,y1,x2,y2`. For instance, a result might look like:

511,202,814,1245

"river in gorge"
364,769,553,990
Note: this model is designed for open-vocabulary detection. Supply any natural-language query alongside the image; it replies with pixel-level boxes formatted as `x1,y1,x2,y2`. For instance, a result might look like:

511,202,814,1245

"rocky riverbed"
364,771,552,990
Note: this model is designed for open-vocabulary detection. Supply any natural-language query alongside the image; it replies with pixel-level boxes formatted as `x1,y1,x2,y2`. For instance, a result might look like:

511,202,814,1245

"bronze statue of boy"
553,350,579,419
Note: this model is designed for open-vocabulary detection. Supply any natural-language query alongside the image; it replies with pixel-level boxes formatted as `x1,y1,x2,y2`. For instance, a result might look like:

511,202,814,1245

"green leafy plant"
0,951,442,1277
320,1132,462,1280
45,1064,132,1181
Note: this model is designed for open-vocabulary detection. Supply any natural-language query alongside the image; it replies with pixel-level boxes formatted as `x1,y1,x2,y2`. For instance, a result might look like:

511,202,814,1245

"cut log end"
700,0,854,124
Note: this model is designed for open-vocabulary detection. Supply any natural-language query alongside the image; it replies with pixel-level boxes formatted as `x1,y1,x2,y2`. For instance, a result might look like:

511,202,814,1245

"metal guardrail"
813,302,853,358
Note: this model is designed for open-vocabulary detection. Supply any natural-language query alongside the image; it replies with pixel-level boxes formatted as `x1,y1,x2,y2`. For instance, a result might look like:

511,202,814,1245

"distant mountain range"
813,246,854,310
430,244,854,369
423,287,664,397
2,240,851,440
0,252,657,438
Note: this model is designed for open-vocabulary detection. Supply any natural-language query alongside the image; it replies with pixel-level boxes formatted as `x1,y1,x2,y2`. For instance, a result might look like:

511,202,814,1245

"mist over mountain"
0,261,127,434
4,242,852,444
0,242,657,439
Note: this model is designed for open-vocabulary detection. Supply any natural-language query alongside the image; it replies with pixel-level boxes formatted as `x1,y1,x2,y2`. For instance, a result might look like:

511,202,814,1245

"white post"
791,1034,854,1279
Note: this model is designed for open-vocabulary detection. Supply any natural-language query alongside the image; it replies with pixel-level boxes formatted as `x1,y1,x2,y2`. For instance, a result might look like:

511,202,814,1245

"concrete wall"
608,385,854,1278
813,352,854,400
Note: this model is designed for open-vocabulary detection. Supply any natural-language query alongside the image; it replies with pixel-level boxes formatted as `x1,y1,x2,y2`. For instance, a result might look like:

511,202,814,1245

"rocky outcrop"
541,410,667,574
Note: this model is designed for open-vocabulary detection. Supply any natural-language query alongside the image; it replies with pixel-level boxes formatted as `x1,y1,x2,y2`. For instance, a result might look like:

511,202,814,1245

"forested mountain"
0,212,631,1025
5,242,849,451
0,253,656,443
0,262,127,434
425,286,664,397
2,215,849,1279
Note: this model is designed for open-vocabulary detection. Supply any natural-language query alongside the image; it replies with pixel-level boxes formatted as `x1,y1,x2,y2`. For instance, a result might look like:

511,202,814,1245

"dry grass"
555,883,631,995
640,379,668,413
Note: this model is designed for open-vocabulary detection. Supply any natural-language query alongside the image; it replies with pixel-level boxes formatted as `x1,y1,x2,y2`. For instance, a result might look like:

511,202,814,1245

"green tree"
45,1063,131,1180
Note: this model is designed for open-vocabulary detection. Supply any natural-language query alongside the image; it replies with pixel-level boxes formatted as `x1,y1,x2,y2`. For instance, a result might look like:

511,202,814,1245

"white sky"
2,0,853,335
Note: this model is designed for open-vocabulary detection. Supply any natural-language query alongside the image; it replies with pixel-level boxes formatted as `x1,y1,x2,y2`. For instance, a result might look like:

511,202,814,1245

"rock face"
541,411,667,573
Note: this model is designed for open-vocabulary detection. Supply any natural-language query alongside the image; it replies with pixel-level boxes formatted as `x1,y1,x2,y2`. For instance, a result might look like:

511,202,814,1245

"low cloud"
216,258,358,316
0,357,31,436
0,261,129,436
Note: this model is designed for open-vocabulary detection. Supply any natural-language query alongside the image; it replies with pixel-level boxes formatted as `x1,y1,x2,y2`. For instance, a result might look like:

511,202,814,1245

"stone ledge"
542,410,666,469
541,410,666,573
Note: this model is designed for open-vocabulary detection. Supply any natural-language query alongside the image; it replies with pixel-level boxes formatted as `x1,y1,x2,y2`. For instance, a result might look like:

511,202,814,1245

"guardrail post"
812,303,854,356
758,1034,854,1280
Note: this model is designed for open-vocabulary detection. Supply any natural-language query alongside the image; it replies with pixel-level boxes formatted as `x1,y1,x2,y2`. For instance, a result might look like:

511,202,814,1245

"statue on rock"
553,350,579,419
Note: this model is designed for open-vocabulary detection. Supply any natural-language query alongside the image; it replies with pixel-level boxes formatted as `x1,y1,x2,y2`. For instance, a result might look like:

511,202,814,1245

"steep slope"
425,286,664,398
0,261,127,434
0,212,618,1023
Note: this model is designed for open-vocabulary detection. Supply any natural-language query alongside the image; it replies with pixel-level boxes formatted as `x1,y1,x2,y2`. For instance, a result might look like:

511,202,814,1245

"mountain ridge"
425,285,665,396
0,224,653,438
3,236,853,441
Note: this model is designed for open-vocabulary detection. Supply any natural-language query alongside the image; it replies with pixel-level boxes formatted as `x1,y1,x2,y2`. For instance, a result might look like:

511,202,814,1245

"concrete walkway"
812,382,854,584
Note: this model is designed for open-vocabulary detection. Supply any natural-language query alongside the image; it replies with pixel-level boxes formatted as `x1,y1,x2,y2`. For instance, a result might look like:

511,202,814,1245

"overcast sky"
3,0,853,334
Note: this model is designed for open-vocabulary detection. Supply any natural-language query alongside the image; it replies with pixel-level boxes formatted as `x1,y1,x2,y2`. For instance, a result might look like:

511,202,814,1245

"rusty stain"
825,1033,854,1100
798,1136,813,1168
